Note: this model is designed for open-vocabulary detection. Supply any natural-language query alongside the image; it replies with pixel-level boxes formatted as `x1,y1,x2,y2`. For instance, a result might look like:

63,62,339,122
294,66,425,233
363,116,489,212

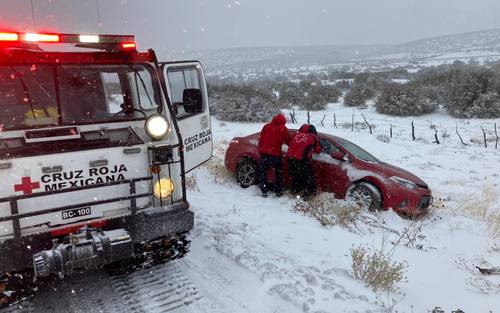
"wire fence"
286,109,500,150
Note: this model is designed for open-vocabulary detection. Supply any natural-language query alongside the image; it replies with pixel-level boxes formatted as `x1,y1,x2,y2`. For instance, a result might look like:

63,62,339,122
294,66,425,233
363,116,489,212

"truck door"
160,62,213,172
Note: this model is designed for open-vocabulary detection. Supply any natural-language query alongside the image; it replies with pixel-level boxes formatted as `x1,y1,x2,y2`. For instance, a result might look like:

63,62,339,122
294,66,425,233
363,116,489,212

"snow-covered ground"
5,103,500,313
186,102,500,312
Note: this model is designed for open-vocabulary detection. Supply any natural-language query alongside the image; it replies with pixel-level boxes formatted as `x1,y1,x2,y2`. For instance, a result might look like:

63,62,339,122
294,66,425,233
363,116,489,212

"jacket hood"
299,124,309,133
272,113,286,125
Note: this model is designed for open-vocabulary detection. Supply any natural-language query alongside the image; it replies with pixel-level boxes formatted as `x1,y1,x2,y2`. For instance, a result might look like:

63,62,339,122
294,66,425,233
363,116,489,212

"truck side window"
167,68,203,117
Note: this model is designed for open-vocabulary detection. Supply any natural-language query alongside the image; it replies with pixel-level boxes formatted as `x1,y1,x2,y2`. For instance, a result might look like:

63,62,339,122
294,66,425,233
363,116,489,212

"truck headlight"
145,114,170,140
154,178,175,199
390,176,417,190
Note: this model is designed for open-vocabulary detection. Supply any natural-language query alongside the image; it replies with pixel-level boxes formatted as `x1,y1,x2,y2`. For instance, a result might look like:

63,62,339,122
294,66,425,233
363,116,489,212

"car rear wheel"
236,159,258,188
349,182,382,211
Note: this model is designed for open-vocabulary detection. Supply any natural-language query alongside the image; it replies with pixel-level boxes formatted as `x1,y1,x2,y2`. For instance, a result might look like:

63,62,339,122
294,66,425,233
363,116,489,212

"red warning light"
0,32,19,41
121,42,136,49
23,33,60,43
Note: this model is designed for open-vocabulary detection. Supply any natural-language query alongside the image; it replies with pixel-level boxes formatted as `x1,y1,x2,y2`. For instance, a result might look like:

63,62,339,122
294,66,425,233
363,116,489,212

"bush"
292,193,362,230
202,142,233,184
351,245,407,292
375,83,437,116
209,84,280,122
376,134,391,143
278,82,305,106
455,185,500,239
344,84,372,107
413,62,500,118
300,84,342,111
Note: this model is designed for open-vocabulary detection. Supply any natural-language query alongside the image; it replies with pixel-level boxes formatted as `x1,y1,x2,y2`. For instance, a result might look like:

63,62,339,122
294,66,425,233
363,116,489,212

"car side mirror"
183,88,203,114
331,151,350,162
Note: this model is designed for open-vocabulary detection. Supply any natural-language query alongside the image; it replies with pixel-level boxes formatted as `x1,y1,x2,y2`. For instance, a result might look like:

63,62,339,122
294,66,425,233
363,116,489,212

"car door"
160,62,213,172
311,138,351,198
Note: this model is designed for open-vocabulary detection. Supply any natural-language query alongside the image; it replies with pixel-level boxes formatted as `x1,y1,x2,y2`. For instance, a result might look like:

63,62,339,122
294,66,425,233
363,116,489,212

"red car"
224,130,433,216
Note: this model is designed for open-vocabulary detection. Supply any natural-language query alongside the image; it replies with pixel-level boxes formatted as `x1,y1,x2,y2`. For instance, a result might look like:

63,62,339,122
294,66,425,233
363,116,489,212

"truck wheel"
350,182,382,211
236,159,259,188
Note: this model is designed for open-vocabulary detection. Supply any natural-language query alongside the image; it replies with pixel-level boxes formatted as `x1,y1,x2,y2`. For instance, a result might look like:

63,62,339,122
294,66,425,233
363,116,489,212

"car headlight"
390,176,417,190
145,114,170,140
154,178,175,199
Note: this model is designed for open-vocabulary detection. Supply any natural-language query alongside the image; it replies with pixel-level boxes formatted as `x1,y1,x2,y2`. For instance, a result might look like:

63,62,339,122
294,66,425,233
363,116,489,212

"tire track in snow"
179,241,303,313
111,262,202,313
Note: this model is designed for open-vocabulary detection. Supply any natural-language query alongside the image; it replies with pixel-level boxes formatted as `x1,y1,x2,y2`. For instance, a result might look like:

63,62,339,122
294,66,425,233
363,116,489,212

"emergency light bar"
0,31,136,50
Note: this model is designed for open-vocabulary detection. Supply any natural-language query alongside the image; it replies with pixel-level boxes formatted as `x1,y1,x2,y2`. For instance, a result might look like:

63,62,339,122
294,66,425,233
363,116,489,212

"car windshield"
334,137,379,163
0,64,159,131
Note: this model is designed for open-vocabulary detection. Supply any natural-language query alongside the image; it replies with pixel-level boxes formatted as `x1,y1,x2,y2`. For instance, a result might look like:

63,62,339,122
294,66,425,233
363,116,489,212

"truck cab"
0,32,212,305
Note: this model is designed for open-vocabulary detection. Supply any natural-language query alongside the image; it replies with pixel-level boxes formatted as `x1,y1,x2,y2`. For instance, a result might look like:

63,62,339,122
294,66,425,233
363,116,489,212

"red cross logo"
14,177,40,195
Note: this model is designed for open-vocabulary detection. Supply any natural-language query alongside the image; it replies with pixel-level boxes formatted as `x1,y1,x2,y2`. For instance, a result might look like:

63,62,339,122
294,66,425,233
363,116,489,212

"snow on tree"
375,83,437,116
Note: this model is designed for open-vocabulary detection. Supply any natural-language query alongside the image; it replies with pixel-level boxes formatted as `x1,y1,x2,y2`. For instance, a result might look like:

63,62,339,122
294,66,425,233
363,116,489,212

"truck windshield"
0,64,159,131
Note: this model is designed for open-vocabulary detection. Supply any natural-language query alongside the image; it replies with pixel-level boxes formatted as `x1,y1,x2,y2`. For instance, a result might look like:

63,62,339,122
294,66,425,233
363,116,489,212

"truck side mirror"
183,88,203,114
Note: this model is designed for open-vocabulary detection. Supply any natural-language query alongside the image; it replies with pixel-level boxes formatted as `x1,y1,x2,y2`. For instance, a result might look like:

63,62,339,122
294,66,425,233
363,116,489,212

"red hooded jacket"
286,126,321,161
258,114,290,157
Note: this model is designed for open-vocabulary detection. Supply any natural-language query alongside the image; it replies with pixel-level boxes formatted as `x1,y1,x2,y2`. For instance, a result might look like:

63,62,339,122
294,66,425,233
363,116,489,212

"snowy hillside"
177,29,500,77
181,45,384,74
378,28,500,59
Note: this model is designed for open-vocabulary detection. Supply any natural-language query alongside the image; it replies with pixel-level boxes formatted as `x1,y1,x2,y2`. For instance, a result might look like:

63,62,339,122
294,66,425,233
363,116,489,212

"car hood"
370,162,428,188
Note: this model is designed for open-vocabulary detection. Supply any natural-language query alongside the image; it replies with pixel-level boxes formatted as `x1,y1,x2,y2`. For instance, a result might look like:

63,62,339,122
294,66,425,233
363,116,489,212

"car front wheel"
236,159,259,188
349,182,382,211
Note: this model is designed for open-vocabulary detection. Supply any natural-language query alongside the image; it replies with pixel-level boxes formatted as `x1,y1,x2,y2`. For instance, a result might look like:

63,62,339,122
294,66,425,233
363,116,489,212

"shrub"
209,84,280,122
455,185,500,239
351,245,407,292
413,62,500,118
278,82,305,106
185,175,200,191
376,134,391,143
375,83,437,116
344,84,372,107
300,84,342,111
202,143,233,184
292,193,362,230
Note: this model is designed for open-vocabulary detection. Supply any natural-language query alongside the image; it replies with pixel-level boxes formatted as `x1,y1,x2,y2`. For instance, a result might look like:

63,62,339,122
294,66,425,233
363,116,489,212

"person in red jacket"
286,124,321,199
258,113,290,197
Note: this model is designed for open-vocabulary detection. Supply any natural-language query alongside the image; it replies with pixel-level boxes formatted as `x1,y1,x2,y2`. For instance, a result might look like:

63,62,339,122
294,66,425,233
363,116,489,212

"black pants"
259,154,283,194
288,158,316,198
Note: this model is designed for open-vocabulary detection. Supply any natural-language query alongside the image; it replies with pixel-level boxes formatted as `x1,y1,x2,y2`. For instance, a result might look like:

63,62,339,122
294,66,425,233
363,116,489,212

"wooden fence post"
495,123,498,150
411,121,416,141
307,110,310,125
456,125,467,146
361,113,372,134
432,126,440,144
390,124,393,138
481,126,487,148
334,113,337,128
351,112,354,132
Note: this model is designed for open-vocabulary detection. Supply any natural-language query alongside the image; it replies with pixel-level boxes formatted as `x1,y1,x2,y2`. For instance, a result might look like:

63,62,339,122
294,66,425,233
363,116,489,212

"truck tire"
236,159,259,188
350,182,382,211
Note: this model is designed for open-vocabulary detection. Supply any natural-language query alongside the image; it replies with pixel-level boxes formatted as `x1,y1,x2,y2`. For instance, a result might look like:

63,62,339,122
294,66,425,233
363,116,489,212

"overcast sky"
2,0,500,54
